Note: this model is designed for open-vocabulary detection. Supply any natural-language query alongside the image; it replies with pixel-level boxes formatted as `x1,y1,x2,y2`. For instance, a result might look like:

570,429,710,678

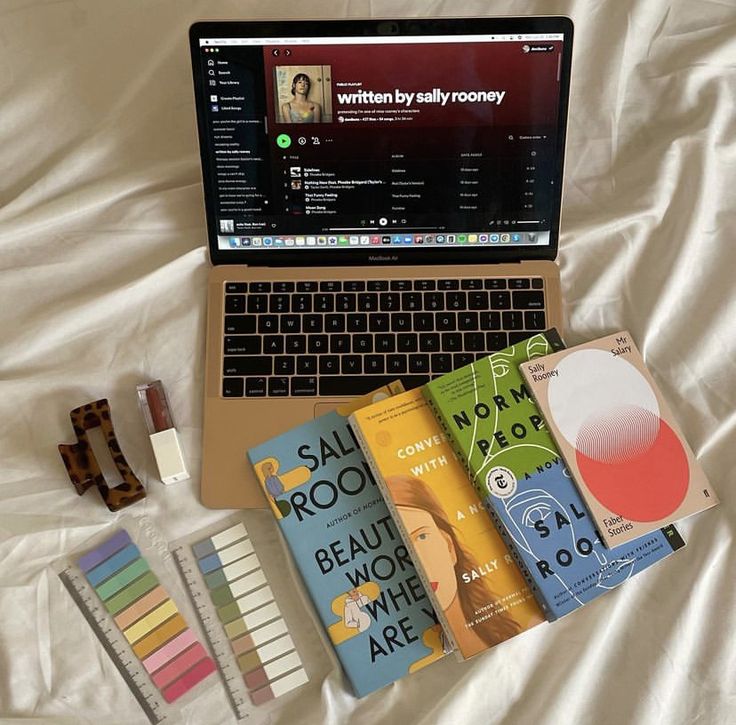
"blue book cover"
424,331,686,620
247,383,445,698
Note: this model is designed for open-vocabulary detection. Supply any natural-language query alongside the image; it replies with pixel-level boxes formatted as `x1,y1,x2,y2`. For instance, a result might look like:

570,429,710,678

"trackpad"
313,401,344,417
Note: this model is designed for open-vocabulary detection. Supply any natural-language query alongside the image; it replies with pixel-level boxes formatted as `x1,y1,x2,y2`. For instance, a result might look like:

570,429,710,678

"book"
247,383,445,698
349,387,545,660
519,329,719,547
423,330,686,619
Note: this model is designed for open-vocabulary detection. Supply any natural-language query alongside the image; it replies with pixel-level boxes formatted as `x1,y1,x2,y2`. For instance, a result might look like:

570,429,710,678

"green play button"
276,133,291,149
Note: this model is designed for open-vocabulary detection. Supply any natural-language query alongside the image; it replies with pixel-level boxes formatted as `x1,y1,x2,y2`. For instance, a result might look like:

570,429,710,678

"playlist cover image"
274,65,333,124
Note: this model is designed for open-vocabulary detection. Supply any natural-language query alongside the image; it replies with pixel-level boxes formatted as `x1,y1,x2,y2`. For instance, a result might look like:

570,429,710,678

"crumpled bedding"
1,1,734,723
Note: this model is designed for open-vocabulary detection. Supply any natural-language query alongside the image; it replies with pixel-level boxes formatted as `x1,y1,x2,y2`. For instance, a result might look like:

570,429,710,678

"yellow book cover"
350,388,545,660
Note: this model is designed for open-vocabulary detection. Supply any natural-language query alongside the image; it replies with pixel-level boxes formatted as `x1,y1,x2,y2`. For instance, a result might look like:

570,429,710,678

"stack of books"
246,329,719,698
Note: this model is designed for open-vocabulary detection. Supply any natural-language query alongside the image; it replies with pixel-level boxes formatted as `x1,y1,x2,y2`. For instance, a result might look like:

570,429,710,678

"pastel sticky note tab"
86,544,140,586
161,657,216,704
211,523,248,550
151,642,209,689
250,668,309,705
95,558,150,601
104,571,159,615
123,599,179,644
132,614,188,659
79,530,132,572
218,586,273,624
142,629,198,674
114,585,168,630
192,538,216,560
244,650,302,690
230,619,289,656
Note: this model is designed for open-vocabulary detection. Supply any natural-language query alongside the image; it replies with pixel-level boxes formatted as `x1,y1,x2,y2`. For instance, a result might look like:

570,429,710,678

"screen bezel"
189,16,574,267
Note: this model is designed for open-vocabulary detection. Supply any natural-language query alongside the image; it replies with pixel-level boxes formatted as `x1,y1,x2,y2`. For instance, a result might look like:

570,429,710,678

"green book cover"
423,331,685,619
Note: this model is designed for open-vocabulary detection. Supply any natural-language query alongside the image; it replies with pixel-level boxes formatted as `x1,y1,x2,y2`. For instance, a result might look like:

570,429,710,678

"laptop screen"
190,19,573,264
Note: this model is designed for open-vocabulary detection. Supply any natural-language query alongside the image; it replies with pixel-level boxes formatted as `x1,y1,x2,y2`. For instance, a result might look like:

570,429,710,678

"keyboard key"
224,356,272,376
225,283,247,293
225,295,245,313
245,377,266,397
413,313,434,331
409,355,430,373
512,291,545,309
365,355,385,374
347,314,368,333
303,314,323,333
296,281,318,292
446,291,467,310
414,279,436,291
431,354,453,373
525,310,547,330
319,375,428,396
246,295,268,314
325,315,345,333
336,294,357,312
353,334,373,353
297,356,317,374
387,355,407,373
490,291,512,310
441,332,462,351
375,335,396,353
314,294,334,312
274,356,295,375
460,279,483,290
344,281,365,292
468,291,489,310
463,332,485,351
367,280,389,291
285,336,306,354
249,282,271,293
330,335,351,354
419,333,440,352
453,353,475,368
436,312,456,331
438,279,459,290
509,331,534,345
358,293,378,312
263,336,284,354
291,376,317,396
480,311,501,330
424,292,444,311
397,333,418,352
258,315,278,334
486,332,508,350
484,279,507,290
225,315,256,334
292,294,312,313
502,311,524,330
401,292,423,311
268,377,290,396
341,356,362,374
508,278,531,290
273,281,295,293
320,281,341,292
319,356,340,374
308,335,329,354
380,293,401,312
391,314,412,332
368,313,390,332
531,278,544,289
279,316,301,334
269,294,290,313
458,312,479,330
390,280,412,291
224,336,261,355
222,377,244,397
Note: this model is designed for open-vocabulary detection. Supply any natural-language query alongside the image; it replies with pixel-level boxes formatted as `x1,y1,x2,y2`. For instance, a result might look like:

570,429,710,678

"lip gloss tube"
137,380,190,485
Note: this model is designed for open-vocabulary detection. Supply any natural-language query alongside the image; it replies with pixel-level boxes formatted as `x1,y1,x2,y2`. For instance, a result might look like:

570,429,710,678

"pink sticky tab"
161,657,216,703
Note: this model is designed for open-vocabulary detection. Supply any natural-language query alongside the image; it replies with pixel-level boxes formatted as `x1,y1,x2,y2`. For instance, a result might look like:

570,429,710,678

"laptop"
189,17,574,508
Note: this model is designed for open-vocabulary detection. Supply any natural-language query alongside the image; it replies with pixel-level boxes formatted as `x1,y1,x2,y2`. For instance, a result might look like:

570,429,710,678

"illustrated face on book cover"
385,474,521,654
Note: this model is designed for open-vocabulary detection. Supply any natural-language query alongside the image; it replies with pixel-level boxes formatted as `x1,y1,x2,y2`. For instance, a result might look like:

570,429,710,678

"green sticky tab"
103,570,159,615
217,601,241,624
210,583,235,608
96,558,150,602
204,569,227,591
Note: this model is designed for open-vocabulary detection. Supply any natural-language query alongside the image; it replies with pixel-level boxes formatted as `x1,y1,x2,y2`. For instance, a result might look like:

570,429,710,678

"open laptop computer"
189,16,574,508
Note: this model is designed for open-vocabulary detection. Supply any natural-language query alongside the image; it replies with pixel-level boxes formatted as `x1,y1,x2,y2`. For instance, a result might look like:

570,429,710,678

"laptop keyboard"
221,277,546,397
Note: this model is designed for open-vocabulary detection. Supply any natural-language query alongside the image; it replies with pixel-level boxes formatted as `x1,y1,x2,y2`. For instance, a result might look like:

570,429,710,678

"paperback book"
423,331,686,619
247,383,445,698
350,387,545,660
519,330,719,547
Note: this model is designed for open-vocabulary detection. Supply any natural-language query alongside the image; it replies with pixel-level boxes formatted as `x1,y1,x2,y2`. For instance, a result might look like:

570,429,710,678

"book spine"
423,388,557,621
348,417,459,658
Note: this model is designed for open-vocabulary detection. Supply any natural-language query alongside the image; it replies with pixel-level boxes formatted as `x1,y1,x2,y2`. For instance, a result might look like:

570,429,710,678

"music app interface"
198,34,564,250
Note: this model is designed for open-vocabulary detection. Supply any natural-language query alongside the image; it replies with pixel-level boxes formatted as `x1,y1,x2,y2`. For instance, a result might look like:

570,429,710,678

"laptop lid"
189,17,573,267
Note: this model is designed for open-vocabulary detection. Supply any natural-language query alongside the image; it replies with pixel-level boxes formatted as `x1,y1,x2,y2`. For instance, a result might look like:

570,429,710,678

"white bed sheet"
1,1,734,723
